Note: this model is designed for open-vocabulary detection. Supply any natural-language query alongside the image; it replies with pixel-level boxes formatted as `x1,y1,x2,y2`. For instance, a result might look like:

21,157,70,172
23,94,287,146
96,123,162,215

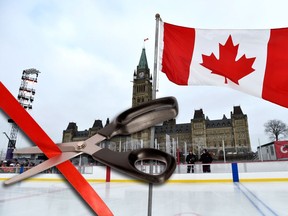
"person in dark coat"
199,149,213,173
186,151,197,173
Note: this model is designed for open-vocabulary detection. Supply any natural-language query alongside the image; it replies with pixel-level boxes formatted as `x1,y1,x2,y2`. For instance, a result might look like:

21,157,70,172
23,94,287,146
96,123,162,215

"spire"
137,48,149,70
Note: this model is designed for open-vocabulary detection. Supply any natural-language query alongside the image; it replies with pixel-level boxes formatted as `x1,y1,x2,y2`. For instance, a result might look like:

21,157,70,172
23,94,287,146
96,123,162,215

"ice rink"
0,180,287,216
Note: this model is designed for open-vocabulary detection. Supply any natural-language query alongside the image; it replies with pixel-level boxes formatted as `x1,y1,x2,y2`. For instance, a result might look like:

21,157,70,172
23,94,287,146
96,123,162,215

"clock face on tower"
138,72,144,78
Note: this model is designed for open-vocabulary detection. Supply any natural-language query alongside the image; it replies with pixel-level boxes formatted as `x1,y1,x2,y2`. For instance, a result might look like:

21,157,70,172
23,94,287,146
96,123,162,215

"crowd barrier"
0,161,287,183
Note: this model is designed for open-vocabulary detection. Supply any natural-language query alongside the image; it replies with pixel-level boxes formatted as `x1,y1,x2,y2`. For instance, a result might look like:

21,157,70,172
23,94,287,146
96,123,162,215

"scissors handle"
92,148,176,184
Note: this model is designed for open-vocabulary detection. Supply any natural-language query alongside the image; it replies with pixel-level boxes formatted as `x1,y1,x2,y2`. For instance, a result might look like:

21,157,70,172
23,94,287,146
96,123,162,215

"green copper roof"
138,48,149,69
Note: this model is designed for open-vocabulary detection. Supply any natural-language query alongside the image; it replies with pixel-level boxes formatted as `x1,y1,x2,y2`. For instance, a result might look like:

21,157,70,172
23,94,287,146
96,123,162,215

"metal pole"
147,180,153,216
222,139,226,163
147,13,161,216
184,142,187,157
197,144,201,158
2,132,11,141
152,13,160,100
258,138,263,162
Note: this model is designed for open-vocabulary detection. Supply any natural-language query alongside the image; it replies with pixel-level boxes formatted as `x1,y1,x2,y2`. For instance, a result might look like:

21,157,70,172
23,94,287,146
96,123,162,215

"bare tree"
264,119,288,141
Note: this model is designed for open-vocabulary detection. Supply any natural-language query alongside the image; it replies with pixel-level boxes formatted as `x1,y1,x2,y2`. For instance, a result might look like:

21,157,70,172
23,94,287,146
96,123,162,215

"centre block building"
62,48,251,158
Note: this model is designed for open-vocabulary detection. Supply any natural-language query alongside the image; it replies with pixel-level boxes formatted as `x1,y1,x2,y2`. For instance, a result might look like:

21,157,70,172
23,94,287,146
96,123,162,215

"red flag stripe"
161,22,195,85
262,28,288,108
0,82,113,216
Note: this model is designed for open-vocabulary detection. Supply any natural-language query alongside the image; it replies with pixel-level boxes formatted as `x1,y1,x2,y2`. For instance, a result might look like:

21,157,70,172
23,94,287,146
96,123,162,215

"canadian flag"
159,22,288,108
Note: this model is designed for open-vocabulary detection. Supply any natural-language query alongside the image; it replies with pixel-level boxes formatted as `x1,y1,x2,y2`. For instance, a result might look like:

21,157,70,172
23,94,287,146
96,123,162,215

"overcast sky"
1,0,288,155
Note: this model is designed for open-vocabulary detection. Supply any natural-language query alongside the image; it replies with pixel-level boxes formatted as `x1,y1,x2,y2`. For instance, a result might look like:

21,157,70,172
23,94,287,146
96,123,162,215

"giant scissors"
4,96,178,185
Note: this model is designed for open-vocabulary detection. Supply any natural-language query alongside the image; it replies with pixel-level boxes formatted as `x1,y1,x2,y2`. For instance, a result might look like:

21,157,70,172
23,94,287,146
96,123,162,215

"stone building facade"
154,106,251,157
62,48,251,157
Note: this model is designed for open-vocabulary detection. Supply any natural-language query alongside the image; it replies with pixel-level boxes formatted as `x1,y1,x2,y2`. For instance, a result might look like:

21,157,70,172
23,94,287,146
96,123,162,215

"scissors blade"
79,134,105,154
4,151,82,185
5,134,106,185
13,142,84,154
14,135,104,155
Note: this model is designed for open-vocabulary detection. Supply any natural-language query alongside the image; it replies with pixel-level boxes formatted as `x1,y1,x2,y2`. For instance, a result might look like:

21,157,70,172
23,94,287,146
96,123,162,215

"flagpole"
149,13,160,149
152,13,160,100
148,13,161,216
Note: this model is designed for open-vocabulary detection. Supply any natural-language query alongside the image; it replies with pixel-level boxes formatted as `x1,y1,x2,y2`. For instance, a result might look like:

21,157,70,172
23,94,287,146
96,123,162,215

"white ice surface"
0,181,287,216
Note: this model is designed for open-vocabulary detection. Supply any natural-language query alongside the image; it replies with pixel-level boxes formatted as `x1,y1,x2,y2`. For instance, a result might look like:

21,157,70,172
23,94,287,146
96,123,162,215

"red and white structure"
257,141,288,161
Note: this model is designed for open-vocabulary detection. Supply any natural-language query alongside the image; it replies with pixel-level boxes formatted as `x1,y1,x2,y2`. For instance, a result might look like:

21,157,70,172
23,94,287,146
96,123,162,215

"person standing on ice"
186,151,197,173
200,149,213,173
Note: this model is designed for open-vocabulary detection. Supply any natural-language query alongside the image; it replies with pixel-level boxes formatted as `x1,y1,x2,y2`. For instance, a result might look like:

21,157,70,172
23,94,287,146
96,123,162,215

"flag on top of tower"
158,21,288,108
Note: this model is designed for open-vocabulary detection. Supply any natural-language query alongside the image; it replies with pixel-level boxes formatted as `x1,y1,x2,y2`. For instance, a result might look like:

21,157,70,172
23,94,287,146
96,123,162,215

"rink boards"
1,162,288,183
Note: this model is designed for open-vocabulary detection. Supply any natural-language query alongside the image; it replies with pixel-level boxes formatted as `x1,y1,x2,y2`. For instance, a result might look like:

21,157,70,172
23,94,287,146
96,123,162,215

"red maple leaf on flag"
201,35,256,84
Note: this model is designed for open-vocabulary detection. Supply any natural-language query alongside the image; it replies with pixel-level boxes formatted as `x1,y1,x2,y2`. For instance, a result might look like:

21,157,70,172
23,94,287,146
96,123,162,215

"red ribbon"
0,82,113,216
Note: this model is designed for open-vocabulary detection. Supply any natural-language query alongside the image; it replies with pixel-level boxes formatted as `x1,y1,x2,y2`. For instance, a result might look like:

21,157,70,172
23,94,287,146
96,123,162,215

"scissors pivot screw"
76,142,86,150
